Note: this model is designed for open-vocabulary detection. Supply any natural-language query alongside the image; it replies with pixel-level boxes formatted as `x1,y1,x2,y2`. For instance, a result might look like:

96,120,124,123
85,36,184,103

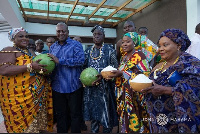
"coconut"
101,66,117,79
80,67,99,86
32,54,55,74
130,74,152,92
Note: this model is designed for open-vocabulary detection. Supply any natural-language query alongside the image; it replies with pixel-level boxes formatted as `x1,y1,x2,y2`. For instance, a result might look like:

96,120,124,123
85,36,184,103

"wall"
0,32,13,50
116,0,187,43
186,0,200,39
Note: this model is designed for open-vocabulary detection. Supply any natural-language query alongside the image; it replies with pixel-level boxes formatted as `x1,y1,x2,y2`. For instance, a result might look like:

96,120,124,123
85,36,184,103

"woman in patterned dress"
110,32,151,133
83,25,118,133
0,28,53,133
142,29,200,133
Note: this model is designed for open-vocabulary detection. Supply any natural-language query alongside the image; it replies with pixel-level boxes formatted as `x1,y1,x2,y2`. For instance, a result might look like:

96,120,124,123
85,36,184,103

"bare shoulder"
0,47,17,64
1,46,16,51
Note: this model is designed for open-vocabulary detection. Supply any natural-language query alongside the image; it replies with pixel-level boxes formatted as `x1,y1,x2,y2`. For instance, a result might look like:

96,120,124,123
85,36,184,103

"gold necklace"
90,44,103,60
154,56,179,79
0,51,21,53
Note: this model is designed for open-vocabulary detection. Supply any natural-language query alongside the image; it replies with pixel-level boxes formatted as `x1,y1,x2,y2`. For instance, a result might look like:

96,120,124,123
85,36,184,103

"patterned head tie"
123,32,139,46
91,25,105,34
158,28,191,51
8,27,28,42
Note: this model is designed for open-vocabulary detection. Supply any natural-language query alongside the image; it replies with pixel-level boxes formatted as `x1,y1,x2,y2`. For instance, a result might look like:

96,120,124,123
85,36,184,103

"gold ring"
39,69,43,74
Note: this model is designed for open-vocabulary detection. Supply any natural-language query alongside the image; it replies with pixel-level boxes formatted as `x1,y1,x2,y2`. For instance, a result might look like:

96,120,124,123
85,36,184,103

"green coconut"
33,54,55,74
80,67,99,86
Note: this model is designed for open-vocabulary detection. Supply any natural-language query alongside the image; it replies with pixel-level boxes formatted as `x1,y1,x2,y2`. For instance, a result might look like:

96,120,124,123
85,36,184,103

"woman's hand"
141,81,172,96
47,53,59,64
92,74,103,86
106,70,123,80
32,59,47,72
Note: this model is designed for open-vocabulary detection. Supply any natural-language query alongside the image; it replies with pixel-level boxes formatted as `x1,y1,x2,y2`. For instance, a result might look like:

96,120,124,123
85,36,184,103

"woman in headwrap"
83,25,118,133
142,29,200,133
0,28,53,133
110,32,151,133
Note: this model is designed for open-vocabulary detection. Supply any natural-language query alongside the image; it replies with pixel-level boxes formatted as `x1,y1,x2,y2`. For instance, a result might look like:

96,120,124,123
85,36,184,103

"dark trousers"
53,88,82,133
91,120,112,133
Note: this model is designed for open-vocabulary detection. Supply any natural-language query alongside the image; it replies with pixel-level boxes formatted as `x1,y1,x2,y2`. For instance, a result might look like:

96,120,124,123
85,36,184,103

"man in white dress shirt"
186,23,200,59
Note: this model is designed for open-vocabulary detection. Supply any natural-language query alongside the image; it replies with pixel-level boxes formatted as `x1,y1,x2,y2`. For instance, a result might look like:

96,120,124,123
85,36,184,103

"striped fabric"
115,50,150,133
49,37,85,93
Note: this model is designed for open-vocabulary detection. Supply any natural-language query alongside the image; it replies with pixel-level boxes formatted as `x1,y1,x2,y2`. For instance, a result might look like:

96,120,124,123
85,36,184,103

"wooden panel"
26,14,114,25
23,8,121,20
38,0,136,11
99,0,133,25
17,0,27,21
66,0,79,23
112,0,159,27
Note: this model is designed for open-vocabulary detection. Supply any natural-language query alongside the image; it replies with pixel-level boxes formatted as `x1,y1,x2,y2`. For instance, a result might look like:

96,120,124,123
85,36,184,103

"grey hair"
35,39,44,45
56,22,68,30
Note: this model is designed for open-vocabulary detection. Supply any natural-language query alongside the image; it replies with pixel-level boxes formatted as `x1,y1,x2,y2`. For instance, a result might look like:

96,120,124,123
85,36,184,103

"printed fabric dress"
115,50,150,133
146,52,200,133
136,35,158,62
0,54,53,133
83,44,119,129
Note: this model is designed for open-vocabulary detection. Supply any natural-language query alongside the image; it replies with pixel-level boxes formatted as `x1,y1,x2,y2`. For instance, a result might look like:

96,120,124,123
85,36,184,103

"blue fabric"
158,29,191,51
49,37,85,93
42,50,49,54
146,52,200,133
83,44,119,129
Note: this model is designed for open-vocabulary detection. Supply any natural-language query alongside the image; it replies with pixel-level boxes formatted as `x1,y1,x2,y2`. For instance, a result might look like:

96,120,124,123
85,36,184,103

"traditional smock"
0,54,53,133
83,44,119,129
115,50,150,133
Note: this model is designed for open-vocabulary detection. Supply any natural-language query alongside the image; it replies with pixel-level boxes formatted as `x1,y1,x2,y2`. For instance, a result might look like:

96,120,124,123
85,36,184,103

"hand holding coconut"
92,74,103,86
31,59,47,72
47,53,59,64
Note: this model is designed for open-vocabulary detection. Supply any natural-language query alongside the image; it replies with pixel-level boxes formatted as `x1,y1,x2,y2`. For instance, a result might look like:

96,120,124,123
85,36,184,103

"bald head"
123,20,136,34
195,23,200,34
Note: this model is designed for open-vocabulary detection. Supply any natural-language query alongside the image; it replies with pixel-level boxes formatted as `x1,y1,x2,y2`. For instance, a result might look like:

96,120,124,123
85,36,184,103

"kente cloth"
146,52,200,133
120,33,157,63
83,44,119,129
115,50,150,133
0,54,53,133
136,35,158,62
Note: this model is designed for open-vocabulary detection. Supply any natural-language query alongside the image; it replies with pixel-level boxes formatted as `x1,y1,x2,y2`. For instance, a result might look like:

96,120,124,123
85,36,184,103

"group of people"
27,37,56,56
0,20,200,133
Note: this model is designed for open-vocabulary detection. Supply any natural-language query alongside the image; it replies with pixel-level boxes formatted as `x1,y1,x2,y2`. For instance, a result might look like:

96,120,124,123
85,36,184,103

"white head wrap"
8,27,28,41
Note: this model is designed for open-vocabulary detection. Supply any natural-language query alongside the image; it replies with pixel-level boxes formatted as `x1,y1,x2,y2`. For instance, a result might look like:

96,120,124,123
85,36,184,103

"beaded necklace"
15,47,32,57
154,56,179,79
90,44,104,60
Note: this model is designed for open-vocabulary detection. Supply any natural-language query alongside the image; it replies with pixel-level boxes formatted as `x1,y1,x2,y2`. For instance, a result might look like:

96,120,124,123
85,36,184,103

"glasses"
56,30,67,34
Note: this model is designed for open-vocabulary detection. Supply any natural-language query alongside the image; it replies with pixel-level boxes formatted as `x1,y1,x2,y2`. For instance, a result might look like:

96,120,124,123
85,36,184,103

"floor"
0,109,7,133
52,121,119,133
0,108,118,133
